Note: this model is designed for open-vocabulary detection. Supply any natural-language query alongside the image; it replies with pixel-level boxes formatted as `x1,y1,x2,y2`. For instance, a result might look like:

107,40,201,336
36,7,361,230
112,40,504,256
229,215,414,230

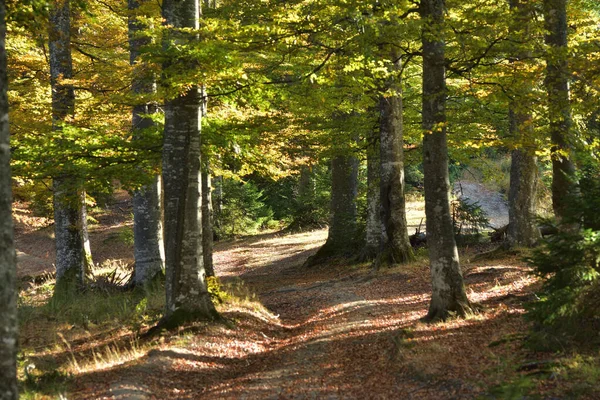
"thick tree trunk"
129,0,165,287
327,155,359,251
132,177,164,286
0,1,18,397
543,0,578,221
162,0,217,324
507,0,541,248
377,59,414,266
201,166,215,277
360,130,382,261
305,154,359,266
50,0,87,292
420,0,473,321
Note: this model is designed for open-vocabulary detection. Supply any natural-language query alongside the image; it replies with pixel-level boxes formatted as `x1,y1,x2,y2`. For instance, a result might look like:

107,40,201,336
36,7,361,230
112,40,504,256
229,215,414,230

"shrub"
214,178,274,238
526,162,600,348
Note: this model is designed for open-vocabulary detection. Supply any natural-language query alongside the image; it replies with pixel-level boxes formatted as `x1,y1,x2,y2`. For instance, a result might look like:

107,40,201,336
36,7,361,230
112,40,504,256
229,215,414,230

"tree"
49,0,90,293
129,0,165,287
420,0,474,321
360,127,382,261
543,0,579,222
161,0,218,324
200,1,215,278
201,162,215,277
377,54,414,267
506,0,541,248
305,152,359,266
0,1,18,398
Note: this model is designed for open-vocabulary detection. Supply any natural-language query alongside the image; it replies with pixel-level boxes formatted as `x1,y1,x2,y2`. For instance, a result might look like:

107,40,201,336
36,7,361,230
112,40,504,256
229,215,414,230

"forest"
1,0,600,398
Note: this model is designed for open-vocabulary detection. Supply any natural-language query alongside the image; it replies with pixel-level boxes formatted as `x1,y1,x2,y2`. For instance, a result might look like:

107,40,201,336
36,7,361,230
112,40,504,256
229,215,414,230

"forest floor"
14,192,600,399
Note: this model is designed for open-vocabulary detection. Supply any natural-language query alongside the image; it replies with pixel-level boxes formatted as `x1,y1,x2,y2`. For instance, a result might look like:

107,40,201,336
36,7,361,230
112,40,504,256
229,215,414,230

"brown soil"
67,230,545,399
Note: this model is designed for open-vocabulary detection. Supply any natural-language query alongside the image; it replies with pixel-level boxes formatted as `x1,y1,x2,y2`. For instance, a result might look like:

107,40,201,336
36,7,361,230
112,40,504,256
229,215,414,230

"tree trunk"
507,0,541,248
360,129,382,261
297,165,314,202
132,177,164,286
162,0,217,324
543,0,578,222
0,1,18,397
212,174,223,240
420,0,473,321
377,57,414,266
129,0,165,287
50,0,87,293
305,154,359,266
287,165,317,232
201,166,215,277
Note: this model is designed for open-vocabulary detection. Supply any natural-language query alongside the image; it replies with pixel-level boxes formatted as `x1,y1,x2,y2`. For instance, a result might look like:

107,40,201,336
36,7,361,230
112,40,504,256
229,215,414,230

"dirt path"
454,181,509,229
72,229,538,400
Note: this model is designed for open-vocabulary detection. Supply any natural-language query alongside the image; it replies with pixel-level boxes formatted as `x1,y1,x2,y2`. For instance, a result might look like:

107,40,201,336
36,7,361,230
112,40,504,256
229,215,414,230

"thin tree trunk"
305,154,359,266
420,0,474,321
79,189,93,270
543,0,578,222
212,174,223,240
0,1,18,396
297,165,314,201
201,166,215,277
507,0,541,248
360,129,382,261
288,165,316,232
162,0,217,325
198,8,214,277
129,0,165,287
377,56,414,266
50,0,87,292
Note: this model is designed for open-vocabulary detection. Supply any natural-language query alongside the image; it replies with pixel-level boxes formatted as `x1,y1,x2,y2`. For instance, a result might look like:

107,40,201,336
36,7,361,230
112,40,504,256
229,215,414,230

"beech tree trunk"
361,129,382,261
212,174,223,240
543,0,579,222
201,167,215,277
162,0,217,324
305,154,359,266
129,0,165,287
0,1,18,396
420,0,473,321
507,0,541,248
50,0,88,292
377,58,414,266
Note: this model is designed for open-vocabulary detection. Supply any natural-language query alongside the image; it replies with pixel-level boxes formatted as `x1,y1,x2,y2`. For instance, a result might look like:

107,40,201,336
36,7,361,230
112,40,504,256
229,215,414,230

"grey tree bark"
507,0,541,248
420,0,474,321
0,1,18,397
129,0,165,287
201,165,214,277
50,0,88,292
212,174,223,239
305,154,359,266
377,58,414,266
360,129,382,261
161,0,217,324
543,0,579,222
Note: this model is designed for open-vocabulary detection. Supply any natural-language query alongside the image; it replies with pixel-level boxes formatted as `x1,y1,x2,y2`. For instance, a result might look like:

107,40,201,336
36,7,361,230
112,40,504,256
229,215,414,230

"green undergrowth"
483,353,600,399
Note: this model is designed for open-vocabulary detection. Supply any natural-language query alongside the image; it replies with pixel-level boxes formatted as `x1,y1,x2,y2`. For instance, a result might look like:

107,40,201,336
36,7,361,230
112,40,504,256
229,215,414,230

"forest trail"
453,181,509,229
67,229,539,400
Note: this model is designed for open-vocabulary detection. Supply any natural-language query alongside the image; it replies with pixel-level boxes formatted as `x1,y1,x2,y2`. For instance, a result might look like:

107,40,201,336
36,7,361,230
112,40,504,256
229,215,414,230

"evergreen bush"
526,162,600,348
